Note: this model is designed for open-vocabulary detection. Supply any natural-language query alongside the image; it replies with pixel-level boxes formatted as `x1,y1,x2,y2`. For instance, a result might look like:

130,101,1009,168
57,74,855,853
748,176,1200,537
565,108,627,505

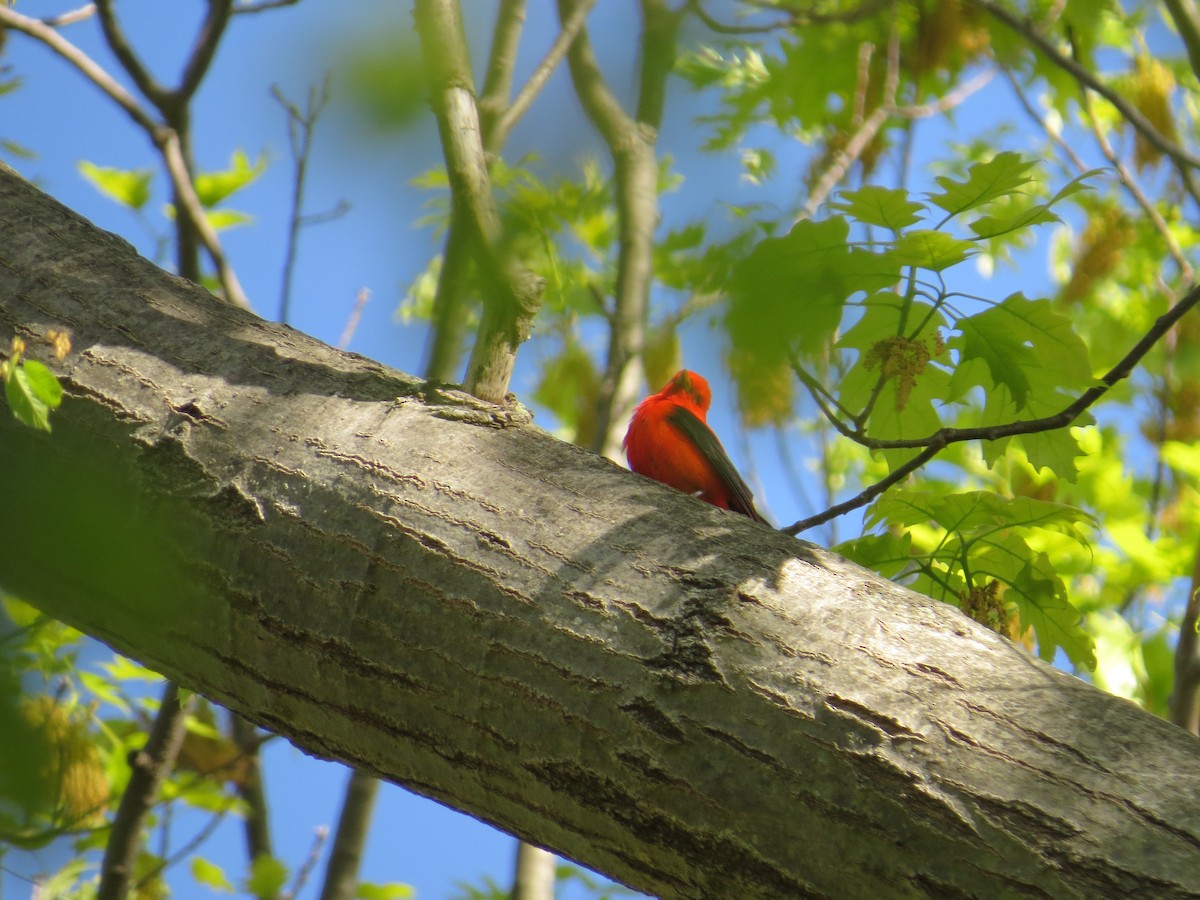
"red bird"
624,369,767,523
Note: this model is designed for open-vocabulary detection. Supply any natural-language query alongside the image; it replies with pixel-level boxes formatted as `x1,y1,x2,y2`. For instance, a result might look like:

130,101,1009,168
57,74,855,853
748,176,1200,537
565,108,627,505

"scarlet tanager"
623,369,767,523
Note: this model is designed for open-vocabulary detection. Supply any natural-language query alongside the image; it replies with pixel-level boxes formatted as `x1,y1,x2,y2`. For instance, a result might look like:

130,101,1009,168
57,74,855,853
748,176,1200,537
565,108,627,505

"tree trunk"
0,164,1197,899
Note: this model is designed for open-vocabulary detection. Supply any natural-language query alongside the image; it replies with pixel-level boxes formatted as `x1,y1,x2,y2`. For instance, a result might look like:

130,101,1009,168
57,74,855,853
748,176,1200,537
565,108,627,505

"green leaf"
834,531,914,579
968,168,1101,239
891,230,976,271
727,216,901,366
357,882,416,900
245,855,289,900
101,655,162,683
192,856,235,893
1008,548,1094,669
953,293,1092,411
927,151,1038,217
79,670,130,713
78,160,153,210
21,360,63,410
195,149,266,207
206,208,254,231
6,364,54,431
830,186,925,231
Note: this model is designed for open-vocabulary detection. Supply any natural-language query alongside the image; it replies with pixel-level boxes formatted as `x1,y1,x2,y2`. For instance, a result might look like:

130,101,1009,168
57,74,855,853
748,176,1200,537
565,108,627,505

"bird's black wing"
667,405,767,523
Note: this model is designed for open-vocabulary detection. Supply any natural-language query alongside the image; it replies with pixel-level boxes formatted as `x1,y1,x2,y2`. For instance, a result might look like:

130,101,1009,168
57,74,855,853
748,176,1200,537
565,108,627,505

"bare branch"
491,0,598,149
969,0,1200,173
178,0,234,102
39,5,96,27
233,0,302,12
0,4,159,134
97,682,192,900
158,129,252,309
477,0,527,145
271,77,334,324
94,0,168,107
1164,0,1200,84
688,0,891,33
338,288,371,352
319,771,379,900
415,0,544,402
1078,81,1194,283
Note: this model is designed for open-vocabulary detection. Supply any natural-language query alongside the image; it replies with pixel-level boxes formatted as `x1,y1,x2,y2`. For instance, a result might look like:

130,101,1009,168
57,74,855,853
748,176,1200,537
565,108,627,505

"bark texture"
0,164,1198,899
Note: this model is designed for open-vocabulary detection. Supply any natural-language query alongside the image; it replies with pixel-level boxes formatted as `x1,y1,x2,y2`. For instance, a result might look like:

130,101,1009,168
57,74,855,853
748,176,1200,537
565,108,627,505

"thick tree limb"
1,165,1199,898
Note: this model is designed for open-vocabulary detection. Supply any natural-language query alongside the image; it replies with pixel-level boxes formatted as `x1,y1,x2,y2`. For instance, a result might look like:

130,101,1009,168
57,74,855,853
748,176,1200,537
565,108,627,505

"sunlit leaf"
245,855,289,900
892,230,977,271
6,363,54,431
192,856,235,893
831,186,926,231
953,293,1092,411
78,160,153,210
927,151,1038,216
727,217,901,369
195,150,266,208
357,882,416,900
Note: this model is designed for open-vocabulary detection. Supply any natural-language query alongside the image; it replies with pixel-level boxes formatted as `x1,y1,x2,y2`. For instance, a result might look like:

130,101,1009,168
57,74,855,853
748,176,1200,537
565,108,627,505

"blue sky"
1,1,1164,898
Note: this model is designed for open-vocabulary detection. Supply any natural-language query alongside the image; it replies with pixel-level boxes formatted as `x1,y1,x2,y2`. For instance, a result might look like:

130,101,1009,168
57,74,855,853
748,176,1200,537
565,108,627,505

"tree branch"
970,0,1200,174
0,2,251,309
414,0,544,403
272,78,335,324
97,682,192,900
0,4,159,134
491,0,597,150
559,0,677,459
1164,0,1200,83
477,0,527,147
94,0,169,107
178,0,234,102
1171,550,1200,734
782,281,1200,534
3,163,1200,898
318,770,380,900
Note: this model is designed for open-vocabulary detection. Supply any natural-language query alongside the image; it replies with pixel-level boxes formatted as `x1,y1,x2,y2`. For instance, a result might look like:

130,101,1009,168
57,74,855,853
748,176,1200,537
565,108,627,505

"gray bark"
0,163,1198,898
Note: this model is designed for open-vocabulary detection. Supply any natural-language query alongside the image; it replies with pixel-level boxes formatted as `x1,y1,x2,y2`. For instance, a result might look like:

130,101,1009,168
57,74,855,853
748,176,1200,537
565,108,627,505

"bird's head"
663,369,711,413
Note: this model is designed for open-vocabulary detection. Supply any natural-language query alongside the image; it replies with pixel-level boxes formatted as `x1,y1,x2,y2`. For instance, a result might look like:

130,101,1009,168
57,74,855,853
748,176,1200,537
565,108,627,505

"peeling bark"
1,164,1198,898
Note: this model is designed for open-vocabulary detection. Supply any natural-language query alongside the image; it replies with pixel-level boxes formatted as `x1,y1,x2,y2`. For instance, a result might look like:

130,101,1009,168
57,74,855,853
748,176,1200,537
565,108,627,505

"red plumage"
623,369,766,523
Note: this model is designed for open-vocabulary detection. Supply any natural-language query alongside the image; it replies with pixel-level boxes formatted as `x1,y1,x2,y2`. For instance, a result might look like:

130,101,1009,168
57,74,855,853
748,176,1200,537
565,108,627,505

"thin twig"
1077,77,1193,282
94,0,167,106
688,0,891,33
272,76,334,324
233,0,302,12
158,130,251,308
0,5,159,133
969,0,1200,182
782,280,1200,533
290,824,329,900
338,288,371,351
491,0,598,149
40,5,96,27
1004,67,1089,174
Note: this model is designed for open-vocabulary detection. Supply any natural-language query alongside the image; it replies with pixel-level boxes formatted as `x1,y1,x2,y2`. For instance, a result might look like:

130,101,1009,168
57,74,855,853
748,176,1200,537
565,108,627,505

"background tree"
1,0,1198,897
